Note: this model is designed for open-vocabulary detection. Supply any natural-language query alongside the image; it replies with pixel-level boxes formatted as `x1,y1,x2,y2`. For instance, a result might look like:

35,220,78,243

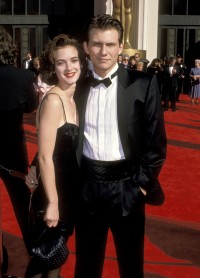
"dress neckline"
57,122,79,130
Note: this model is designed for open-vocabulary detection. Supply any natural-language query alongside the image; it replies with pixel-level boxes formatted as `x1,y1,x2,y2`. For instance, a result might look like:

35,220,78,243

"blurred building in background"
0,0,200,68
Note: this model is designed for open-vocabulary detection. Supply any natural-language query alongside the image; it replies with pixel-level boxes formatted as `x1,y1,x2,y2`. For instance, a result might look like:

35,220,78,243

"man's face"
27,53,32,60
84,28,123,77
134,54,140,62
177,57,182,63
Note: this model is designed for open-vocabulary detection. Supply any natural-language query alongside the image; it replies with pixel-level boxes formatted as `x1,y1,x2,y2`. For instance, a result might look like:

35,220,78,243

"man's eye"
93,43,101,47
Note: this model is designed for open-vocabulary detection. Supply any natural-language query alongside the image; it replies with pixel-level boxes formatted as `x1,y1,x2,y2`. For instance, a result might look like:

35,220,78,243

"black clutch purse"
29,210,69,270
29,174,69,270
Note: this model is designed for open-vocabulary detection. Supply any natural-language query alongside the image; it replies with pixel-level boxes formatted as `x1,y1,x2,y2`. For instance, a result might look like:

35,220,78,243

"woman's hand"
44,202,59,227
25,166,38,190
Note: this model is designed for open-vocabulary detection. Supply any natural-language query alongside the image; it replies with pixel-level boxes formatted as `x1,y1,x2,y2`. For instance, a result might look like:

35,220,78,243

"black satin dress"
27,94,80,275
54,122,79,221
31,95,80,239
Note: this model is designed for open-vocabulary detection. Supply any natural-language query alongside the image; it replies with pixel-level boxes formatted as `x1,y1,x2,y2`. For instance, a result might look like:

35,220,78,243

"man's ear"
83,41,89,55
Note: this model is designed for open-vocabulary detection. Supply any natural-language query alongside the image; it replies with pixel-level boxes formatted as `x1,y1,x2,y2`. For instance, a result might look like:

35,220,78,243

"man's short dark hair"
85,14,124,44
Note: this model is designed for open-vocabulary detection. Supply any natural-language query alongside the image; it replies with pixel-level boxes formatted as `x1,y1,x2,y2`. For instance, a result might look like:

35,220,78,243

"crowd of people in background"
118,52,200,111
21,50,200,113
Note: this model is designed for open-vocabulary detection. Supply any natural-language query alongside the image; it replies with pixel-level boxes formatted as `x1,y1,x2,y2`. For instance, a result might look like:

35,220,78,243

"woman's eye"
72,59,79,63
56,62,64,66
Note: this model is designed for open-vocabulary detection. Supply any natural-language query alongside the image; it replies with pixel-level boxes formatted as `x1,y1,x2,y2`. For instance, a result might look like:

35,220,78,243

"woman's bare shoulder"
39,90,64,113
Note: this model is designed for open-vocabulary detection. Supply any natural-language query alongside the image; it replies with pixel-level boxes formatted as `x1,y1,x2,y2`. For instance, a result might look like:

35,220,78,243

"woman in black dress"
26,34,87,277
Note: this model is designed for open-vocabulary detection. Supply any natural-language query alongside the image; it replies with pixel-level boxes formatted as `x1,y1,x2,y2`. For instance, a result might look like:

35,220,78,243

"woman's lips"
64,72,76,78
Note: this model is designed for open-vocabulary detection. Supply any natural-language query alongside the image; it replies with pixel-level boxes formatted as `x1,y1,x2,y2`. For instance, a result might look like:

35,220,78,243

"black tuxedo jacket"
75,65,167,203
22,59,34,71
163,64,180,88
0,65,37,172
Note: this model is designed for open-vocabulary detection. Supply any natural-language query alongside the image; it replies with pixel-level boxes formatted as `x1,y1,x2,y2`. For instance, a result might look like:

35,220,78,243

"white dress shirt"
169,66,173,76
83,63,125,161
25,59,32,69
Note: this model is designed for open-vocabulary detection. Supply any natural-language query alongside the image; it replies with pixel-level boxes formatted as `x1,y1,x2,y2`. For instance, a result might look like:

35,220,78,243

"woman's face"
130,58,136,65
53,46,81,86
195,61,200,67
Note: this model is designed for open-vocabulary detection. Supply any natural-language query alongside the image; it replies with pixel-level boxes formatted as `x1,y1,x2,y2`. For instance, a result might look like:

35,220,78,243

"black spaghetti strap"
38,93,67,123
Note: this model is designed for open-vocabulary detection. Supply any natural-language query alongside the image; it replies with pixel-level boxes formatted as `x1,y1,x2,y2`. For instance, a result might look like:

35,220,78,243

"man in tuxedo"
0,26,37,276
74,14,167,278
22,51,34,71
162,56,180,111
175,54,186,101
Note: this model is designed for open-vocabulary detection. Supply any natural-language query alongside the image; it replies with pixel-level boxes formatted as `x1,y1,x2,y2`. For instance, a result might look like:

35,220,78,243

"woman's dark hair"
85,14,124,44
39,34,88,85
0,25,18,66
149,58,160,67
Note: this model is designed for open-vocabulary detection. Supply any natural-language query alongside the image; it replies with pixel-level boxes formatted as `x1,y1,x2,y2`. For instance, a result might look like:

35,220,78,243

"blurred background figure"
32,56,40,76
117,54,123,64
147,58,163,95
128,55,136,69
189,59,200,105
175,54,187,101
32,55,55,105
133,52,141,63
122,54,130,68
34,74,55,105
162,56,180,111
136,61,144,71
22,51,34,71
162,56,169,67
0,25,37,276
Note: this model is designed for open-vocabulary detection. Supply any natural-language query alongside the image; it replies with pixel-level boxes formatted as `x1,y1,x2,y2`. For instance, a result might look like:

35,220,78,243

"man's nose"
100,45,107,55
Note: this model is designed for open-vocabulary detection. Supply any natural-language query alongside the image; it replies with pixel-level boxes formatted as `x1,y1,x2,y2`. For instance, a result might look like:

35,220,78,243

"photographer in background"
0,25,37,277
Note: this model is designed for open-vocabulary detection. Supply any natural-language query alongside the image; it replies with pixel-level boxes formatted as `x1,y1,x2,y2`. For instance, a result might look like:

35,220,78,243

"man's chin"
94,64,115,74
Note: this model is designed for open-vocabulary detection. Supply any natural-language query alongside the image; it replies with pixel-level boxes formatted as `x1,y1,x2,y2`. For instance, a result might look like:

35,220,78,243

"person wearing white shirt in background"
162,56,180,111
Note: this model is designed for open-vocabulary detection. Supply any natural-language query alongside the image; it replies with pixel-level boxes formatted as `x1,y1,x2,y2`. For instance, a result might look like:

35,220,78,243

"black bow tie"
91,70,118,88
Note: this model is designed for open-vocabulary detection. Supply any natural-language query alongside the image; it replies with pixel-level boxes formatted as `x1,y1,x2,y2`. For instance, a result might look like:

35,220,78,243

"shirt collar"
92,63,119,80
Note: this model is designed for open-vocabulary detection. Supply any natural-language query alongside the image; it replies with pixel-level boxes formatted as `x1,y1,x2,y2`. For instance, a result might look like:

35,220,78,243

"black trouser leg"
111,205,145,278
75,214,109,278
162,88,169,110
169,86,177,111
0,172,31,253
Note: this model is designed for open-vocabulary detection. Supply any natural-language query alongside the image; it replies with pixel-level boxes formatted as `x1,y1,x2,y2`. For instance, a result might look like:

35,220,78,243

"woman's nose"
65,62,72,71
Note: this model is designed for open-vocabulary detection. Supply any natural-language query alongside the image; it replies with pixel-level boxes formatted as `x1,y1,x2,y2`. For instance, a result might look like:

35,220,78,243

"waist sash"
82,156,132,183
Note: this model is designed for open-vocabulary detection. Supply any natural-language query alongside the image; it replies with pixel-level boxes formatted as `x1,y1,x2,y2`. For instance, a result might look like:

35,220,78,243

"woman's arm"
37,93,62,227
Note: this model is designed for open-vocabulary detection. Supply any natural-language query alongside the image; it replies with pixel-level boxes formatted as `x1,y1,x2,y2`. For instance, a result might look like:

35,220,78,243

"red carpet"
1,94,200,277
